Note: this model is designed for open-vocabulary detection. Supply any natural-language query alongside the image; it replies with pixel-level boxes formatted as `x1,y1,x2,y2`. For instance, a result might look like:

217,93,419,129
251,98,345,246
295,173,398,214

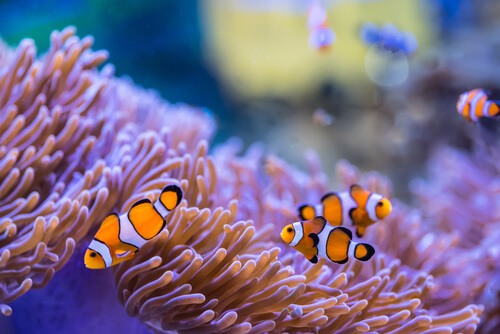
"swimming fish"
456,89,500,122
281,216,375,264
84,184,183,269
360,22,417,55
298,185,392,238
307,0,335,51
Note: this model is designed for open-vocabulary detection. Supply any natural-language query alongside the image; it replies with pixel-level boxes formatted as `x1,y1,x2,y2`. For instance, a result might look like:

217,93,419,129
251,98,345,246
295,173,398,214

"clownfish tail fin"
159,184,183,212
298,204,316,221
351,242,375,262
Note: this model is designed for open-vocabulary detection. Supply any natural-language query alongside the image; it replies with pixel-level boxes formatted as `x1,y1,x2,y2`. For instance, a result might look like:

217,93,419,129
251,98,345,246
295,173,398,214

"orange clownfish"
84,184,183,269
456,89,500,122
298,185,392,238
281,216,375,264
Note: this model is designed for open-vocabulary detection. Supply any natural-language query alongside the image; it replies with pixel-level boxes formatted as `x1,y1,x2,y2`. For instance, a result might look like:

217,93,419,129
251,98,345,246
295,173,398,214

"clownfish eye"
377,201,384,207
90,252,97,258
287,227,293,233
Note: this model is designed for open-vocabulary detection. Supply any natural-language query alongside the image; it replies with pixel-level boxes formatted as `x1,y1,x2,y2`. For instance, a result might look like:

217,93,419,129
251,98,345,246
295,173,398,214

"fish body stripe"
89,239,112,268
314,204,324,216
348,241,357,259
366,193,383,221
290,222,304,247
339,191,357,226
153,199,169,217
469,90,486,122
483,101,492,117
316,225,331,260
458,92,469,113
118,213,148,249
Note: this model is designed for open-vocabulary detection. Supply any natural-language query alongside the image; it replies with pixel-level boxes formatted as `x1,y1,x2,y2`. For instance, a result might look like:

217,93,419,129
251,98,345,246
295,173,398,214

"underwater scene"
0,0,500,333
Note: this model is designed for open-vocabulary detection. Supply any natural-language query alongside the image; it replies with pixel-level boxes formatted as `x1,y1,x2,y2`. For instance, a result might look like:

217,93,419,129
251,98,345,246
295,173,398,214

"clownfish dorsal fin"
349,184,364,195
298,204,316,221
320,192,337,203
308,233,320,248
100,213,119,229
312,216,327,226
159,185,183,211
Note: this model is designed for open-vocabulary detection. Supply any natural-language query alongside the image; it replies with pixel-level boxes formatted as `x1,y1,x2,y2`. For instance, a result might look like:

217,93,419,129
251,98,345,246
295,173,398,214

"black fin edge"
337,226,353,240
333,257,348,264
309,255,318,264
298,204,313,220
356,243,375,261
356,228,364,238
131,198,152,208
162,184,183,208
320,192,337,203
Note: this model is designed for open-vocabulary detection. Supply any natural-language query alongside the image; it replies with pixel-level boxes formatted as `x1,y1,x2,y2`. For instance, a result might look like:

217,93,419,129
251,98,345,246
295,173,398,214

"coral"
0,27,489,333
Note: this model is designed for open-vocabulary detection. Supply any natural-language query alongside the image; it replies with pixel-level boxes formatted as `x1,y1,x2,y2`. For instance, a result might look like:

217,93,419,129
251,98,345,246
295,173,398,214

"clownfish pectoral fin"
308,233,320,248
354,243,375,262
115,249,134,258
160,185,183,211
298,204,316,221
321,192,343,226
356,226,366,238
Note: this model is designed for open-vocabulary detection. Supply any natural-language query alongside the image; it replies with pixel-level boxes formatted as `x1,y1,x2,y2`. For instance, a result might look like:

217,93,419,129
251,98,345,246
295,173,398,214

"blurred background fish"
307,0,335,51
360,22,418,55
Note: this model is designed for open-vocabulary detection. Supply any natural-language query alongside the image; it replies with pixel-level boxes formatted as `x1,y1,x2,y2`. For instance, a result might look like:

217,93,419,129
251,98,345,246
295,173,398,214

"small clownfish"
298,184,392,238
307,0,335,52
84,185,183,269
281,216,375,264
456,89,500,122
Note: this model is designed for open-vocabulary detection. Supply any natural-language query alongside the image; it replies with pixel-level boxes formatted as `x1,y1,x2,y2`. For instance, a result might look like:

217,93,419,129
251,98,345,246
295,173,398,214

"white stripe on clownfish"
338,191,357,226
366,193,383,221
290,221,304,247
89,239,112,268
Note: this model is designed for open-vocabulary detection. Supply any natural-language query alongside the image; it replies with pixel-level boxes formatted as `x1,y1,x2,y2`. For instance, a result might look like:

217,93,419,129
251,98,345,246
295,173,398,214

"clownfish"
298,184,392,238
307,0,335,51
84,184,183,269
456,89,500,122
281,216,375,264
